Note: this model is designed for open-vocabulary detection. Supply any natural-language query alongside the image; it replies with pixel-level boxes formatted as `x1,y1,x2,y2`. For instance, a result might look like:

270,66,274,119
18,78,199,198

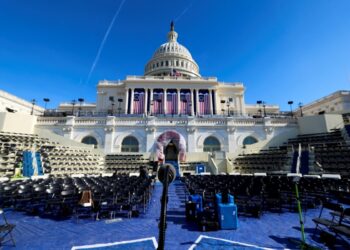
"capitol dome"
144,22,200,77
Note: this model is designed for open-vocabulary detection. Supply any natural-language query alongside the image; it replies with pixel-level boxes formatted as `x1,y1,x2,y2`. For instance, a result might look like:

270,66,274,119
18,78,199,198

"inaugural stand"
157,163,176,250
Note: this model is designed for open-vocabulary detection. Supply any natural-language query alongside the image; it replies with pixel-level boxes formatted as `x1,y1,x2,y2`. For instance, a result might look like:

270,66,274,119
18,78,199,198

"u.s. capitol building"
35,22,298,169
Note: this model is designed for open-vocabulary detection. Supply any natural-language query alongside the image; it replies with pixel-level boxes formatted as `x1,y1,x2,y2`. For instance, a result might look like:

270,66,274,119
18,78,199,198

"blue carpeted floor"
2,180,347,249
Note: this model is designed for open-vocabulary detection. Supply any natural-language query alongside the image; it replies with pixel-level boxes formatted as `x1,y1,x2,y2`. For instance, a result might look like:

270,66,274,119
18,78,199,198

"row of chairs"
232,128,349,176
105,154,151,175
288,130,344,146
0,175,153,220
184,175,350,218
40,146,104,177
233,148,290,174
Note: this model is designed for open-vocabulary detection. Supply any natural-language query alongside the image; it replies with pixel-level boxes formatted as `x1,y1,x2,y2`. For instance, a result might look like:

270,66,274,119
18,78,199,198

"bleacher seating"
105,154,152,175
233,129,350,176
288,129,350,176
0,132,105,178
0,132,56,177
314,145,350,176
233,148,290,174
41,146,104,177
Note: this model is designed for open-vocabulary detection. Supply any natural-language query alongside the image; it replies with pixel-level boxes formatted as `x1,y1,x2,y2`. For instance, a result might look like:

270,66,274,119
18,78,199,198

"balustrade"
36,115,297,128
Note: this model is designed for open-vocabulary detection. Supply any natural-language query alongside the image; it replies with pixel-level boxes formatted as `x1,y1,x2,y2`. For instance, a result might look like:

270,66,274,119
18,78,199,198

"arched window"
81,136,98,148
243,136,258,146
121,136,139,152
203,136,221,152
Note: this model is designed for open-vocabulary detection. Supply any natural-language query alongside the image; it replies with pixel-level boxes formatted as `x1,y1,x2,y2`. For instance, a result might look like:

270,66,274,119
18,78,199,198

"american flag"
180,92,191,115
171,68,181,77
166,92,177,114
198,93,210,115
153,92,164,115
133,92,145,114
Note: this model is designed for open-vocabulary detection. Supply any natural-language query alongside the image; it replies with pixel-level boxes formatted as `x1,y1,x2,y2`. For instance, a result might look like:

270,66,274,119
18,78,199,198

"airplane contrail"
85,0,127,85
174,2,193,22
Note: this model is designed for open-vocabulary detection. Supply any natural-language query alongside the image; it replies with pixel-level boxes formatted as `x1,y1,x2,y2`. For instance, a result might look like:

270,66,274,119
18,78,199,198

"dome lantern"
167,21,178,42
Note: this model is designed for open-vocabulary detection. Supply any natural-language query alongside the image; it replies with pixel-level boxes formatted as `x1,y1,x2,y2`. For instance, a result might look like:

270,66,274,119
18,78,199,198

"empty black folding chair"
331,208,350,239
313,201,344,234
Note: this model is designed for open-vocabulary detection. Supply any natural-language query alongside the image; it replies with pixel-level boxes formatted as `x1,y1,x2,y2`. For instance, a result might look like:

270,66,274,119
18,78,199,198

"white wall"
298,114,344,135
34,127,104,154
0,89,44,115
0,112,37,134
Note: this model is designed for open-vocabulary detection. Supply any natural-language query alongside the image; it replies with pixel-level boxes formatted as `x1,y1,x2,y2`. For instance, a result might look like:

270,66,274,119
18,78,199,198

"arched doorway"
155,131,186,177
81,136,98,148
243,136,258,146
203,136,221,152
164,140,179,161
121,136,139,152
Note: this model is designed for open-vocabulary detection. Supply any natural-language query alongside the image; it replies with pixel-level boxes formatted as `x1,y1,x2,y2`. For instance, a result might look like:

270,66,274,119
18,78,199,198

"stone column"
63,116,75,140
209,89,213,115
130,88,134,114
104,116,115,153
144,88,148,115
124,88,129,114
177,88,181,115
190,89,194,116
146,127,156,151
240,95,246,115
196,89,199,116
163,88,167,114
234,96,239,116
150,88,154,115
187,128,197,152
214,90,218,115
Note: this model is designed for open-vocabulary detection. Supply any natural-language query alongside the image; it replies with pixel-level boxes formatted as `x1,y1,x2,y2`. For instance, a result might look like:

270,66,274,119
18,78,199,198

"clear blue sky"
1,0,349,111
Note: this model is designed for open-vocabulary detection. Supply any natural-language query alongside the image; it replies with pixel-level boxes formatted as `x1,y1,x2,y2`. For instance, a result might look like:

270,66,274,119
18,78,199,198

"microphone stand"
158,165,169,250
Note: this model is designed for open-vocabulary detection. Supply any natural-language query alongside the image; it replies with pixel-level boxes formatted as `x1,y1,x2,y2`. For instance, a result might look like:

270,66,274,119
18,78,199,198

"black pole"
158,165,169,250
30,99,36,115
299,103,303,117
288,101,294,117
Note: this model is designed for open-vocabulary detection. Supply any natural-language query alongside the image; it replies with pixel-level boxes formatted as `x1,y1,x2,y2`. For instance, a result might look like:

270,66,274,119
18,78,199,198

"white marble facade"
36,115,297,155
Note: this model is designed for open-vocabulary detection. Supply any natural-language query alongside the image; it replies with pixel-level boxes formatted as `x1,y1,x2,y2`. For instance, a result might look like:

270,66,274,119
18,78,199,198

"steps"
143,180,187,224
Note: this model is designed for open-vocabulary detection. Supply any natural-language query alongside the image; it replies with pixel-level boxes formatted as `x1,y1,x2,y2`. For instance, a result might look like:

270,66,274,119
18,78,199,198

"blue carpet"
1,180,341,249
